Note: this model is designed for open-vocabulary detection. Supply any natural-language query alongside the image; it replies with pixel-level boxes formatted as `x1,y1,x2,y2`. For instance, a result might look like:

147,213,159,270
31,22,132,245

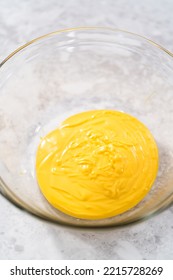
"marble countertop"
0,0,173,260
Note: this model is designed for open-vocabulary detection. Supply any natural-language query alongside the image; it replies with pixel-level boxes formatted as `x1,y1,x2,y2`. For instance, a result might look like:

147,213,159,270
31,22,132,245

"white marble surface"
0,0,173,259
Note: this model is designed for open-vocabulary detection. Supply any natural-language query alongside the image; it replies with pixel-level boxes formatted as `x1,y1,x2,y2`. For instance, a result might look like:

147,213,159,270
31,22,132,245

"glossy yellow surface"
36,110,158,220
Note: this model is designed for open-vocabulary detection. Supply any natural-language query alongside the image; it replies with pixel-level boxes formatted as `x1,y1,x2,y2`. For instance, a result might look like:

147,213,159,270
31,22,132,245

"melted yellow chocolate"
36,110,158,220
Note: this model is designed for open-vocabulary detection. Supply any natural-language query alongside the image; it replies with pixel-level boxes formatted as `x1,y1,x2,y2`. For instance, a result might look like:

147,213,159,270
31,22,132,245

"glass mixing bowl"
0,27,173,227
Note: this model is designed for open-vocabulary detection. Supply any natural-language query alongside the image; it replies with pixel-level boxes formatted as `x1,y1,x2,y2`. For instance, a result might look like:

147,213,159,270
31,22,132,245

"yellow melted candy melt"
36,110,159,220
